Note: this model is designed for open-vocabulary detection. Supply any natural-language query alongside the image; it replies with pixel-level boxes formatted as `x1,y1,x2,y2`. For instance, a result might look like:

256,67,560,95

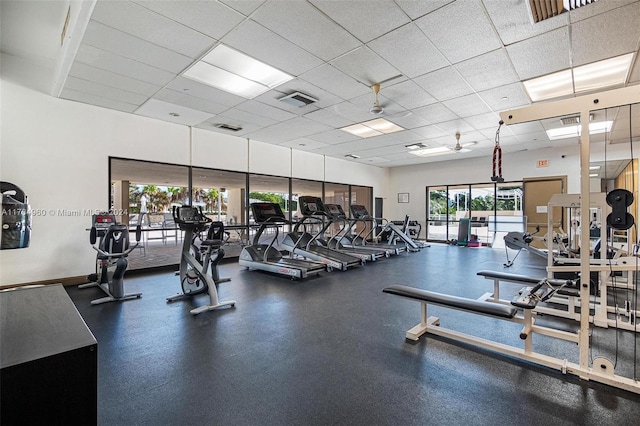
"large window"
426,181,524,245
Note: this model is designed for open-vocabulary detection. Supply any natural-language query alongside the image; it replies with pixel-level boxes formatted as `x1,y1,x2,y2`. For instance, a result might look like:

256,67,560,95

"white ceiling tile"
166,76,245,108
331,101,381,123
368,23,449,78
153,88,230,115
381,80,437,110
413,67,474,101
478,82,530,111
411,125,449,140
443,94,492,118
133,0,246,40
506,121,546,136
217,107,278,128
74,44,176,86
570,3,640,67
455,48,520,92
69,62,161,96
483,0,567,45
300,64,371,100
222,19,323,76
218,0,266,16
92,1,215,59
310,0,410,43
395,0,455,20
412,103,458,124
464,112,502,131
433,121,477,139
278,137,329,150
570,0,638,22
355,157,390,165
385,112,431,130
64,76,149,105
506,27,570,80
251,1,361,61
235,99,299,122
330,46,404,88
135,98,214,125
415,0,502,64
303,108,354,128
60,88,139,113
307,129,361,145
81,21,194,73
247,117,333,143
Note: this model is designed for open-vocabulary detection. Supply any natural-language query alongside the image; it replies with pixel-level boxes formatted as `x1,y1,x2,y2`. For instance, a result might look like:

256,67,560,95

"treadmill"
349,205,421,252
280,196,363,271
239,202,326,279
323,203,392,260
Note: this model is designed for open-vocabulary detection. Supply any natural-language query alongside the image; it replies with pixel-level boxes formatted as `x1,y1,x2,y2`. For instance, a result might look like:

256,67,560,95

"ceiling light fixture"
523,53,634,102
183,44,293,99
546,120,613,140
408,146,452,158
340,118,405,138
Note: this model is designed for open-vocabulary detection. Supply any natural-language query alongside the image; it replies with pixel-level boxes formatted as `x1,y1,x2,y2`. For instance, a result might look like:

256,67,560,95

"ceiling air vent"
214,123,242,132
278,92,319,107
527,0,598,24
560,113,593,125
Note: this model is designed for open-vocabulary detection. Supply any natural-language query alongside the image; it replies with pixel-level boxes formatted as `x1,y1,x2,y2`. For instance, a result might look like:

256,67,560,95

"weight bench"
476,270,581,321
383,285,579,375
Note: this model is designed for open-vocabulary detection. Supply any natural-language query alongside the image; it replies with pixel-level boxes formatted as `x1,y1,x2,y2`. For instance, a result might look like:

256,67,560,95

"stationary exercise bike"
166,205,236,315
79,213,142,305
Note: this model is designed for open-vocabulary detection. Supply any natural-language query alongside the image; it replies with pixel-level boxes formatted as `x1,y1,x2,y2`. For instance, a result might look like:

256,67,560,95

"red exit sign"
537,160,549,168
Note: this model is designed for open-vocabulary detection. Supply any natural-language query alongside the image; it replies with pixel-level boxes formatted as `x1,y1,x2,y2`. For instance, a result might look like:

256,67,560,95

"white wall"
0,78,386,286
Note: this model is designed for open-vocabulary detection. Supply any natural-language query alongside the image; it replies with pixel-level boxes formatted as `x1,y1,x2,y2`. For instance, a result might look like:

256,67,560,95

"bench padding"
477,270,573,287
383,285,518,318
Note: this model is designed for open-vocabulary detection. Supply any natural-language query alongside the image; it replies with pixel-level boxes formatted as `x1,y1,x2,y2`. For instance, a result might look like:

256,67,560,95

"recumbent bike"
79,213,142,305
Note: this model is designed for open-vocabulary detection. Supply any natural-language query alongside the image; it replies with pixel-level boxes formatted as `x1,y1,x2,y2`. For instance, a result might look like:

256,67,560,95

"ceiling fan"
369,84,384,115
450,132,476,153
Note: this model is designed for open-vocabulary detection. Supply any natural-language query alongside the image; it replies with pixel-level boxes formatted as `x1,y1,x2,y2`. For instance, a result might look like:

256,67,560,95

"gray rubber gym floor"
65,244,640,425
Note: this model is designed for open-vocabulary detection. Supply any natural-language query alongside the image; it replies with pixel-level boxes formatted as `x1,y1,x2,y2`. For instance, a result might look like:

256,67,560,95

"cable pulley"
491,120,505,183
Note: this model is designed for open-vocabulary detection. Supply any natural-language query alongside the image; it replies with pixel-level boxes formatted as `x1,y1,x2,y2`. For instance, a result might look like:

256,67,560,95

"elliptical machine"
166,205,236,315
79,213,142,305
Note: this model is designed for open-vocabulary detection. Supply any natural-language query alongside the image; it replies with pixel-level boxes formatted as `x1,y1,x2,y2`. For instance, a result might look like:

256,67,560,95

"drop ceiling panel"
91,1,216,59
219,0,266,16
81,22,194,74
506,27,570,80
64,76,149,105
570,3,640,67
483,0,567,45
247,117,333,143
569,0,638,23
412,103,458,125
443,94,492,118
432,122,478,140
278,137,329,150
221,19,323,76
303,108,355,128
135,99,214,126
153,88,230,115
463,112,502,131
300,64,371,100
395,0,455,20
251,1,361,61
134,0,247,40
234,98,299,122
60,88,139,113
330,46,404,88
306,129,361,145
415,0,502,64
455,48,520,92
413,67,474,102
166,76,245,108
310,0,410,43
215,107,278,128
380,80,437,110
411,125,449,140
69,62,161,97
368,23,449,79
478,82,531,111
385,112,431,130
331,101,381,123
74,44,176,86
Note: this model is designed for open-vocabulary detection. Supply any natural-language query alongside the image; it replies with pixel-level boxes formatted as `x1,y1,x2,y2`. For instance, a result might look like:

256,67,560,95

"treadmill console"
251,202,286,223
324,204,346,218
350,204,369,219
298,196,326,217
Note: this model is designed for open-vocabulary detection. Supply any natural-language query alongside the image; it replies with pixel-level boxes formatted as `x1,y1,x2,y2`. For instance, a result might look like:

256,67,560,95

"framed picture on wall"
398,193,409,203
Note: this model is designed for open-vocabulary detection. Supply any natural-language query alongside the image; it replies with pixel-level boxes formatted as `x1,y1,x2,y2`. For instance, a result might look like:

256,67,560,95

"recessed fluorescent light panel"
523,53,634,102
408,146,452,157
183,44,293,99
340,118,405,138
546,121,613,140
